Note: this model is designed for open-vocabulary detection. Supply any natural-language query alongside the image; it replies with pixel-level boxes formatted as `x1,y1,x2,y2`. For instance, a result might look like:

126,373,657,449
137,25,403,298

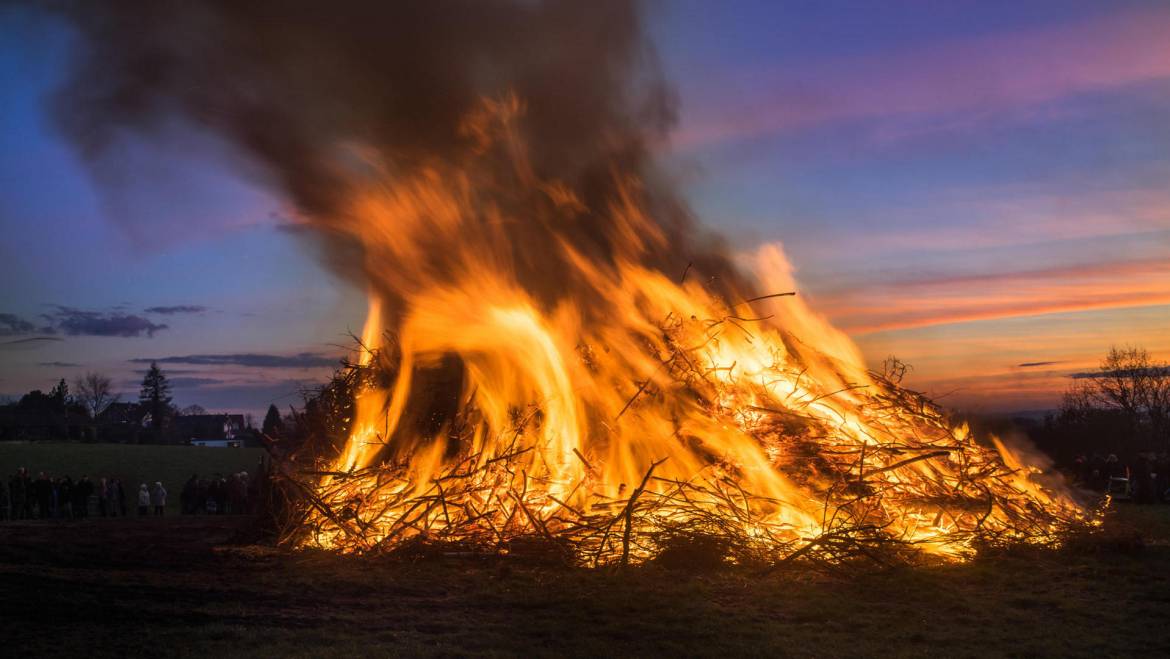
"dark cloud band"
144,305,207,315
131,352,338,369
44,306,167,337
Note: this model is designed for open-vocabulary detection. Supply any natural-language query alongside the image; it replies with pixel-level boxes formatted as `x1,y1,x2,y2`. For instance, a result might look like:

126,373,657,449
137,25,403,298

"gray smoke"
48,0,747,308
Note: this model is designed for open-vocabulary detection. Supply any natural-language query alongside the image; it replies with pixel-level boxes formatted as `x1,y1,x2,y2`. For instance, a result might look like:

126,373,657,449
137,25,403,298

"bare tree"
181,404,207,416
1061,346,1170,450
74,372,120,419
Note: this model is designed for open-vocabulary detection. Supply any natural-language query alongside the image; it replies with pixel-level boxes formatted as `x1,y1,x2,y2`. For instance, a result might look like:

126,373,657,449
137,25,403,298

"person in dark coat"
181,475,198,515
34,472,53,519
1156,453,1170,504
1133,455,1153,504
196,478,209,514
57,476,74,519
1089,453,1106,490
116,479,127,516
205,477,217,514
209,474,227,515
105,478,119,517
74,476,93,518
97,478,109,517
216,474,228,515
8,469,27,520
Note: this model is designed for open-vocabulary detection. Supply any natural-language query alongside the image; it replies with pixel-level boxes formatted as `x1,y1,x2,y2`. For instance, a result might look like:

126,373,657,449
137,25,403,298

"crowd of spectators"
1072,452,1170,503
179,471,256,515
0,464,265,519
1,469,132,520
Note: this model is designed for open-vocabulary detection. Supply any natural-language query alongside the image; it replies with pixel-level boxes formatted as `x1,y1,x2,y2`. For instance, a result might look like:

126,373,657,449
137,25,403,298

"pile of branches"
265,333,1090,570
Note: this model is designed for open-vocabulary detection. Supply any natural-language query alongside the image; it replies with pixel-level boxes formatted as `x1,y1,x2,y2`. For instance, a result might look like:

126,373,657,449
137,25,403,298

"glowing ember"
278,99,1087,566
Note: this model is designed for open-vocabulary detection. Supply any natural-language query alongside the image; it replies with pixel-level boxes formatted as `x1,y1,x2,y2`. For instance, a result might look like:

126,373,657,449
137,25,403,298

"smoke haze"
49,0,747,311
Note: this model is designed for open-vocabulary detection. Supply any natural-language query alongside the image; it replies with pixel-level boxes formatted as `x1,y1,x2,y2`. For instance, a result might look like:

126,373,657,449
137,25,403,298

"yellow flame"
296,98,1084,562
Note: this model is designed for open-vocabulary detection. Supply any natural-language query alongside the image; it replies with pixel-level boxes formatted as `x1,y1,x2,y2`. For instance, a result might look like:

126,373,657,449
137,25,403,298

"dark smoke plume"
48,0,747,309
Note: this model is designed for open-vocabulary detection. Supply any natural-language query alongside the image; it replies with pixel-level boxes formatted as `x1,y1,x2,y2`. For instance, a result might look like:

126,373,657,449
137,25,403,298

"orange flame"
295,98,1085,564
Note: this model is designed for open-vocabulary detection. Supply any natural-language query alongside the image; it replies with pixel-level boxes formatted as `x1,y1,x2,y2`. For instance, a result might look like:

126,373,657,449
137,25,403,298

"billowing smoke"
48,0,748,310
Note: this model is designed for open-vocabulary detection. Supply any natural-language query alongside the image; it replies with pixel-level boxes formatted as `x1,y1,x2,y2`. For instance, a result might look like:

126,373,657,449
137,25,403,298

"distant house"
100,402,146,425
173,414,246,444
97,402,147,443
190,438,243,448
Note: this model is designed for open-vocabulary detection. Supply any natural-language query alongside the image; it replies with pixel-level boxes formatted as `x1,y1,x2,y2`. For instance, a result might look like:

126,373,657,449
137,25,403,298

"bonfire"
269,98,1089,568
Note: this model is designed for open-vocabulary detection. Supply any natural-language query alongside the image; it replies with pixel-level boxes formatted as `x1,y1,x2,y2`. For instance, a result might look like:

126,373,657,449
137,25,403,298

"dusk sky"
2,1,1167,417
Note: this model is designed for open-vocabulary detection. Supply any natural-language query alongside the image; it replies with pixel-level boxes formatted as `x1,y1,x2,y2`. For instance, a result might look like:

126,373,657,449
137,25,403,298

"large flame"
42,0,1087,565
294,99,1084,564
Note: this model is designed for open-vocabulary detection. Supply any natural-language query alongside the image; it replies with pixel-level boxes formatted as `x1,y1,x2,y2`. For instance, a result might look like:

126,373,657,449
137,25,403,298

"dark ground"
1,507,1168,658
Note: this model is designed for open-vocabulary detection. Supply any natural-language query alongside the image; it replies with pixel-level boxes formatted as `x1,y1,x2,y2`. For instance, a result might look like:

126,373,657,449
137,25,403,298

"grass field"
0,504,1168,657
0,442,266,514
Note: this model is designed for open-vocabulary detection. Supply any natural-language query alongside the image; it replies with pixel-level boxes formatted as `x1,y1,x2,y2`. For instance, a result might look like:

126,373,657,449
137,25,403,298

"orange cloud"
817,257,1170,335
850,301,1170,411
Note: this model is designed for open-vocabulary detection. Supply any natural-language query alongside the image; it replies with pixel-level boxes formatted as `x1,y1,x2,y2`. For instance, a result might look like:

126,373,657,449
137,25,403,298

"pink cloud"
820,257,1170,335
672,6,1170,150
782,185,1170,268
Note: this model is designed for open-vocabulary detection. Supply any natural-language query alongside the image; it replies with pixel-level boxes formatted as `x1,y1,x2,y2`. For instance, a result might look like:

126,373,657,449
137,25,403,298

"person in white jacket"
150,481,167,516
137,483,150,516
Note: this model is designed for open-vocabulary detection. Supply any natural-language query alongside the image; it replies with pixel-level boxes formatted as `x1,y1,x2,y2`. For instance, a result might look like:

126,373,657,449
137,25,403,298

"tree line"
1,362,249,443
1032,346,1170,463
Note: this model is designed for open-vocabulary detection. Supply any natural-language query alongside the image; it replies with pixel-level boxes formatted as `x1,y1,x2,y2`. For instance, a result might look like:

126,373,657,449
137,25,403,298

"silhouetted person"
116,479,127,516
107,478,121,517
137,483,150,516
238,471,250,515
1104,454,1120,485
34,472,52,519
181,475,198,515
1134,455,1156,504
97,478,109,517
49,477,60,518
227,473,246,515
215,474,227,515
197,478,209,514
1089,453,1105,490
74,476,92,518
208,473,227,515
58,476,74,519
1073,454,1088,486
8,469,27,520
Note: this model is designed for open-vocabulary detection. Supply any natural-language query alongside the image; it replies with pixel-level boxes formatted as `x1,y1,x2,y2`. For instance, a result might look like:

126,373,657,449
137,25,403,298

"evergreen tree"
49,378,71,434
49,378,69,406
139,361,174,440
262,403,284,437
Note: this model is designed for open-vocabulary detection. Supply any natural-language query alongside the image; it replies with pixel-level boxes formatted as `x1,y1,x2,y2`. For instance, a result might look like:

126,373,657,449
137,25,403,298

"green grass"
0,442,266,514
